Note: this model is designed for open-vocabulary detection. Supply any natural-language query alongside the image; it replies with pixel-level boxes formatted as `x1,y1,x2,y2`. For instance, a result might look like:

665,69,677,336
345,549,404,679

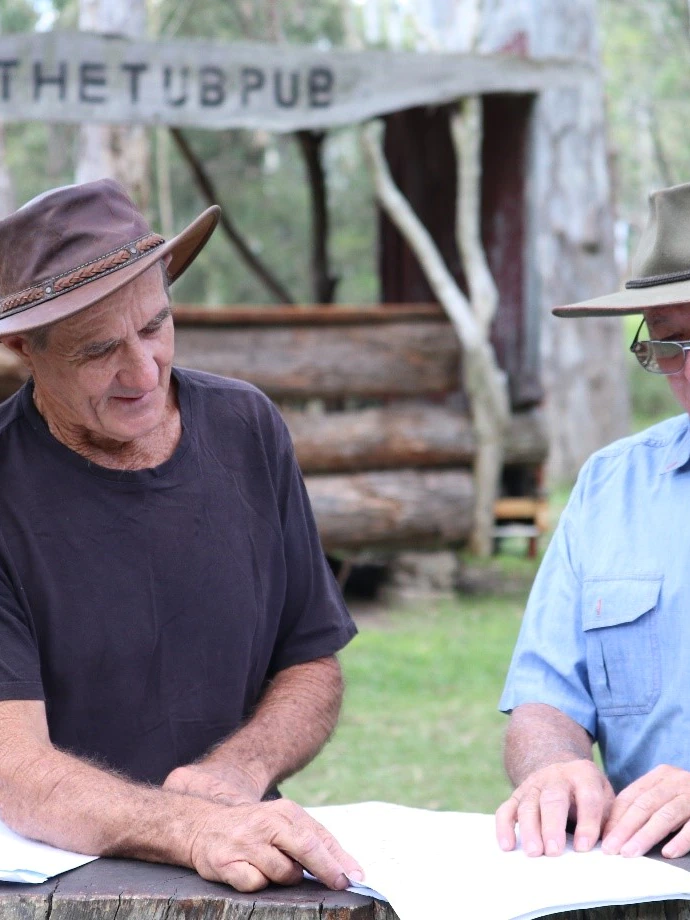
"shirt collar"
661,415,690,473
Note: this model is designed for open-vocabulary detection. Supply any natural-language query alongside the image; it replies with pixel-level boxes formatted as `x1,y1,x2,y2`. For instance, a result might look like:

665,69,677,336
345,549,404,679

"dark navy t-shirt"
0,368,356,784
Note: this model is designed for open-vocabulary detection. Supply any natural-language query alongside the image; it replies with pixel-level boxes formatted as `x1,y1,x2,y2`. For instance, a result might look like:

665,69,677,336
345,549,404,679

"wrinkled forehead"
643,303,690,335
38,263,170,349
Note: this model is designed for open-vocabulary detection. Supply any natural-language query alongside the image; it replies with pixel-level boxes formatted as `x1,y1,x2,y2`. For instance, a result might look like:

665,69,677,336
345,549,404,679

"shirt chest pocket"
582,576,662,717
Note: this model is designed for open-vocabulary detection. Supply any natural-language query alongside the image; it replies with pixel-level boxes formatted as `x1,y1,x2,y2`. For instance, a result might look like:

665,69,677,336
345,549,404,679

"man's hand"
188,798,364,892
496,759,615,856
163,763,263,806
602,765,690,859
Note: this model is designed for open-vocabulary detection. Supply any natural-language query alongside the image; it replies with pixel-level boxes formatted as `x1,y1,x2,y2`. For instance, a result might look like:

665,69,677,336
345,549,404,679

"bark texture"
362,120,509,555
480,0,629,480
76,0,150,210
305,469,475,550
411,0,630,481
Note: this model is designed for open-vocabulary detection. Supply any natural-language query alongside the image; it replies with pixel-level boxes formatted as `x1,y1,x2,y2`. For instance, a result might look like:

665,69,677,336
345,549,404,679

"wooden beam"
173,320,459,398
285,405,547,474
494,496,549,533
305,468,474,550
172,304,446,326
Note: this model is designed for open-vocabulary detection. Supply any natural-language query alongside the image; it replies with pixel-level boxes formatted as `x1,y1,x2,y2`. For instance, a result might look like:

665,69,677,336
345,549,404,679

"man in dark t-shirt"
0,179,363,893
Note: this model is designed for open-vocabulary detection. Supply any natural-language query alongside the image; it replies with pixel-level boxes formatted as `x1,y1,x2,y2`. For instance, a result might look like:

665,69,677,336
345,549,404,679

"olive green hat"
554,182,690,317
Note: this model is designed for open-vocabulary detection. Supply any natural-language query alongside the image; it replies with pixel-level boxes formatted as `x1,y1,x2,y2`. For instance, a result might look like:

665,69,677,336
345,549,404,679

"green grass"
284,322,684,816
283,561,536,814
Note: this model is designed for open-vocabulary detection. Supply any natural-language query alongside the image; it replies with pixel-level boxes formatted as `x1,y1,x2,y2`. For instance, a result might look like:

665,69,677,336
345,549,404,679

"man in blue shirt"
496,182,690,863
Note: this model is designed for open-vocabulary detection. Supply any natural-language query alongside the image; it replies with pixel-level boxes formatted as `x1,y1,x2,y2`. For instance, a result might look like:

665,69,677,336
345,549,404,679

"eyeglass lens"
632,340,686,374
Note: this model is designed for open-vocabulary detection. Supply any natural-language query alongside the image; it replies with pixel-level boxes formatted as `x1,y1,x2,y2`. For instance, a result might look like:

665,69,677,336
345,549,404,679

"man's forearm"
0,701,363,892
200,656,343,795
0,721,203,863
504,702,594,787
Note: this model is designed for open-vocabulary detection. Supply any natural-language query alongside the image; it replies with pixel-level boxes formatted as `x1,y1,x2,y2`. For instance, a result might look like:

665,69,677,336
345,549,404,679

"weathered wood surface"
304,469,475,550
0,856,689,920
0,32,595,133
172,304,447,326
285,405,547,474
0,859,395,920
173,321,459,399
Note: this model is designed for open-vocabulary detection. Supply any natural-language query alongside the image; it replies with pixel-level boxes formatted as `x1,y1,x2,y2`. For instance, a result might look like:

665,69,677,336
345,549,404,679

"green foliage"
0,0,378,307
600,0,690,233
0,0,37,34
283,590,530,812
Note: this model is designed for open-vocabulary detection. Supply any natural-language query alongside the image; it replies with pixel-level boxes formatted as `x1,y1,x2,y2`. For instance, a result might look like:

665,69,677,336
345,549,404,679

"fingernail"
662,845,678,859
545,839,560,856
602,836,619,854
574,836,589,852
621,844,641,858
335,873,349,889
349,869,365,882
499,837,512,851
526,842,541,856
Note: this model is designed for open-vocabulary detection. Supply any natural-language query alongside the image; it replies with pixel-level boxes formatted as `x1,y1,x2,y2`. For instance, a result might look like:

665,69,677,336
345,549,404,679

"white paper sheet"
0,817,97,884
307,802,690,920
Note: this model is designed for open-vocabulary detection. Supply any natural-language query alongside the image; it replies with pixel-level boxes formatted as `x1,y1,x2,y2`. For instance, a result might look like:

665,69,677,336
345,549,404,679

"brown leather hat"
554,182,690,317
0,178,220,335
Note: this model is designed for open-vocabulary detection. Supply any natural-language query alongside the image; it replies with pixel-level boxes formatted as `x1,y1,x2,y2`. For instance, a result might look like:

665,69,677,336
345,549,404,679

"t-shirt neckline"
20,367,193,483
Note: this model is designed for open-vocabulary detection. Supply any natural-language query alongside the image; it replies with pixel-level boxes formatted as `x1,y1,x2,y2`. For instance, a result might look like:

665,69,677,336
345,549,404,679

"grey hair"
24,261,171,353
25,324,51,352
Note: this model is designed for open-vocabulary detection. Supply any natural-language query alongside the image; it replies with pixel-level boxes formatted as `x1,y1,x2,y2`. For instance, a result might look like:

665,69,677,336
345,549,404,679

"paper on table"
0,817,97,884
307,802,690,920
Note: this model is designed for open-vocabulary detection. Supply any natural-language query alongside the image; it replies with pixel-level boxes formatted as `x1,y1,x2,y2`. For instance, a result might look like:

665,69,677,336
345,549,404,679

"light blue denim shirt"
500,412,690,794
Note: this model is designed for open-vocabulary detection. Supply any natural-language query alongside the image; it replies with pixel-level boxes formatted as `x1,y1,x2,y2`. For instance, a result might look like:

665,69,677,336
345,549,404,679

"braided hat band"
0,233,165,319
0,179,220,336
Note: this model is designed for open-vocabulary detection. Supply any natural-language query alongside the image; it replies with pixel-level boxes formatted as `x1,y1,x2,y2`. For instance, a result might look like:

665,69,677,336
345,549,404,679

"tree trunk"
76,0,150,210
362,119,509,556
394,0,630,481
0,125,14,219
296,130,339,303
450,97,510,556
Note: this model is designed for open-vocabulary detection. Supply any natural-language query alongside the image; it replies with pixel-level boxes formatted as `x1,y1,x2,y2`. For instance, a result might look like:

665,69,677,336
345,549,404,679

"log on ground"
286,404,547,473
305,468,474,550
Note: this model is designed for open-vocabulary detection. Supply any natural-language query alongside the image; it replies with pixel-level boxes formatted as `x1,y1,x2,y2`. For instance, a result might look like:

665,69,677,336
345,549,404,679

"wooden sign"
0,31,594,132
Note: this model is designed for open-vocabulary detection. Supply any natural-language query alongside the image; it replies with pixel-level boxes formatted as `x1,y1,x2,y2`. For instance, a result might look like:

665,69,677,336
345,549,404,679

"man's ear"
1,336,34,371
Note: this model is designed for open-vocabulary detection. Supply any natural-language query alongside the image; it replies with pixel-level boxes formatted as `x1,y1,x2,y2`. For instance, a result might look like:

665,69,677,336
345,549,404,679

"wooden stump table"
1,856,690,920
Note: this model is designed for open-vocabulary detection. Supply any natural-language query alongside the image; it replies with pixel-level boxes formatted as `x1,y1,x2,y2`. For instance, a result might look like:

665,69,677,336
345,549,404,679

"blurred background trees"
0,0,686,469
3,0,688,306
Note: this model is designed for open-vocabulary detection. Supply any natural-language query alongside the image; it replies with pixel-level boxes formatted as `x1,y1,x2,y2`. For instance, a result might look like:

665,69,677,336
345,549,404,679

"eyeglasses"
630,318,690,375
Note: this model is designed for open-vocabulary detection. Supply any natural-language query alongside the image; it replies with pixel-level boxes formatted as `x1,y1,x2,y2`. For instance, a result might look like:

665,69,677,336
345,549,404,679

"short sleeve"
0,548,44,701
499,470,597,737
266,411,357,675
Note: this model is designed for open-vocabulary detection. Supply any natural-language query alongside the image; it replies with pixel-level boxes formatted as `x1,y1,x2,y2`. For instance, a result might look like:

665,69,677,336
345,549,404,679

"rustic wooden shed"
0,27,613,558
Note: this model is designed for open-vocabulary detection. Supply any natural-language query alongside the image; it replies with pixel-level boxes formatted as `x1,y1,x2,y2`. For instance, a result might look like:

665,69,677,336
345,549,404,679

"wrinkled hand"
163,763,264,806
188,798,364,892
602,765,690,859
496,760,615,857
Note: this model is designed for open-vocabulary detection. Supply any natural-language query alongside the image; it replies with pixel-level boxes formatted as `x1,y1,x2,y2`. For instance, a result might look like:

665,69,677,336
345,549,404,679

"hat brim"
553,278,690,317
0,205,221,336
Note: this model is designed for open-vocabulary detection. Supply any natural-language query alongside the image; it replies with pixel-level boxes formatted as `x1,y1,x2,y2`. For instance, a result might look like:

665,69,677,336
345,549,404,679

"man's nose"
117,341,159,391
